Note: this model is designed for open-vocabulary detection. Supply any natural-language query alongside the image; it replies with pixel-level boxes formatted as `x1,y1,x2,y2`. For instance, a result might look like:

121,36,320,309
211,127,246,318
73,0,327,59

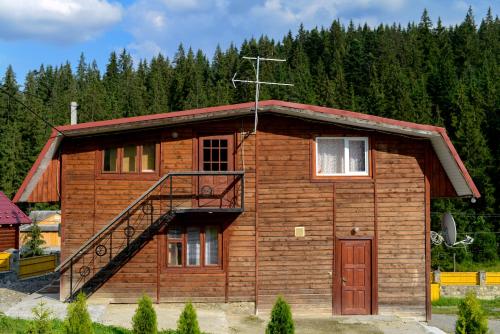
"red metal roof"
0,192,31,225
13,100,481,201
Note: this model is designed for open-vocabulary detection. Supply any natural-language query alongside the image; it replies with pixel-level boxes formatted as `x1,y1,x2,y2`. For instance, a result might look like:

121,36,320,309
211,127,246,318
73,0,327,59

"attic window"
101,143,158,174
315,137,369,176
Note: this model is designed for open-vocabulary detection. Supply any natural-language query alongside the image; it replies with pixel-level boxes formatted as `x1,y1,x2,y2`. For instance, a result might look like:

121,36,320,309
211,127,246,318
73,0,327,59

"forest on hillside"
0,9,498,269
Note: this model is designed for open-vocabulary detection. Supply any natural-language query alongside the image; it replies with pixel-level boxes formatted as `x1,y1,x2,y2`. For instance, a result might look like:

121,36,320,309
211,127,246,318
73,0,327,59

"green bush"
132,294,157,334
27,301,53,334
177,302,200,334
22,221,45,258
64,292,94,334
455,291,489,334
266,296,294,334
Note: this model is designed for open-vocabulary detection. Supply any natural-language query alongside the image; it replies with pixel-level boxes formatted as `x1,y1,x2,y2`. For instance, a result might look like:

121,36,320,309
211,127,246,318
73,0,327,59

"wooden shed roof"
13,100,480,202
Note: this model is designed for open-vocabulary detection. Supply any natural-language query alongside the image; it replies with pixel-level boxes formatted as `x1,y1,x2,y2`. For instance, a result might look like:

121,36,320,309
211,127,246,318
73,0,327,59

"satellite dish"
441,212,457,246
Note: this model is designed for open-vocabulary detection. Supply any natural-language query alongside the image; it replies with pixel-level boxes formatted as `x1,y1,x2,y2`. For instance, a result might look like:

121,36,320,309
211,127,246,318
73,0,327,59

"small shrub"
266,296,294,334
132,294,157,334
22,221,45,258
27,301,53,334
64,292,94,334
177,302,200,334
455,291,488,334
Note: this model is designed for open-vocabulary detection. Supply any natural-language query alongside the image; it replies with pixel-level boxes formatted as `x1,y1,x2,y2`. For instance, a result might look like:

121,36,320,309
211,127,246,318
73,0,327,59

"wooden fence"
19,254,57,279
0,252,10,272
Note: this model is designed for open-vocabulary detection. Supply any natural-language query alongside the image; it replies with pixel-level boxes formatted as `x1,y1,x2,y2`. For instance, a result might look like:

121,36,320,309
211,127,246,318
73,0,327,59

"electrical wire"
0,87,65,136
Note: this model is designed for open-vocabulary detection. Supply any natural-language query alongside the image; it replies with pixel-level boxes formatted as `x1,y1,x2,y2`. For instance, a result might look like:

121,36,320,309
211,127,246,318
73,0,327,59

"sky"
0,0,497,85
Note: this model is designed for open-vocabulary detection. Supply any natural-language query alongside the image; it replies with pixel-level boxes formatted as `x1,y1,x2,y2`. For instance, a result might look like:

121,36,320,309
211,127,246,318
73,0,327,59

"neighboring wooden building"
20,211,61,250
14,101,480,320
0,192,31,251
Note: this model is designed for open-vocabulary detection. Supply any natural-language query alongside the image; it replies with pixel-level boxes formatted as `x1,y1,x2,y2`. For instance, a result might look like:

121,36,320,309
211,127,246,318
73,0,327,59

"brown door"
340,239,371,315
198,135,234,208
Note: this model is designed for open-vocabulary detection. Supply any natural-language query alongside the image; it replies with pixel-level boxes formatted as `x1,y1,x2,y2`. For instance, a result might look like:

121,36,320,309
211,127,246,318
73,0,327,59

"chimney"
70,102,78,125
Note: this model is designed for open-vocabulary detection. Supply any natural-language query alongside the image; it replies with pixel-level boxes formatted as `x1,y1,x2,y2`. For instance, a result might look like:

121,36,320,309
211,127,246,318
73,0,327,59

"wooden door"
340,239,371,315
198,135,234,208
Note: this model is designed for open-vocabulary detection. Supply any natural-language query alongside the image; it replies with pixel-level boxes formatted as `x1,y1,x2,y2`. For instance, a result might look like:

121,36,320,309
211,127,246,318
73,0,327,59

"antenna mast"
232,56,293,133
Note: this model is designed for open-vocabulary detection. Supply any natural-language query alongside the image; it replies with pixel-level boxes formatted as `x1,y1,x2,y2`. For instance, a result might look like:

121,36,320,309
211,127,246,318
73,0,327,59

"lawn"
452,261,500,272
0,313,177,334
432,297,500,319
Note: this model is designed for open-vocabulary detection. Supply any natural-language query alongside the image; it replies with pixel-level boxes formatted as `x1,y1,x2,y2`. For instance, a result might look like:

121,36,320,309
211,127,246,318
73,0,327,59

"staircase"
56,171,244,301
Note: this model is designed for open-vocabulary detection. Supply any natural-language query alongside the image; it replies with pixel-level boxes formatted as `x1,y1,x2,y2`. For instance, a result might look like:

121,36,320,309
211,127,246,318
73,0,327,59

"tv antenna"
232,56,293,133
431,212,474,248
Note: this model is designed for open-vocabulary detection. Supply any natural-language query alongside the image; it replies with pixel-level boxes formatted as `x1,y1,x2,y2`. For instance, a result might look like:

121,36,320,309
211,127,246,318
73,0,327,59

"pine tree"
266,296,294,334
64,293,94,334
22,221,45,258
132,294,157,334
177,302,201,334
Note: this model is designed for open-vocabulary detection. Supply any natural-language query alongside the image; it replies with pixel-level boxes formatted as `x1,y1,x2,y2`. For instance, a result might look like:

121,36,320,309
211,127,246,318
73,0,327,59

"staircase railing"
56,171,244,300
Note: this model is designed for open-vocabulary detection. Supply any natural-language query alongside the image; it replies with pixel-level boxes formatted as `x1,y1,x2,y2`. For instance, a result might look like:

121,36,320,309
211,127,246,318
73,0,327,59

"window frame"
164,224,223,271
97,141,160,179
314,136,370,178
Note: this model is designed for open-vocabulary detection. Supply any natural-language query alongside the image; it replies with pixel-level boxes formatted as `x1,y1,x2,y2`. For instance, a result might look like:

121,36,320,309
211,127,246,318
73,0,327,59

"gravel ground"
0,288,27,313
429,314,500,334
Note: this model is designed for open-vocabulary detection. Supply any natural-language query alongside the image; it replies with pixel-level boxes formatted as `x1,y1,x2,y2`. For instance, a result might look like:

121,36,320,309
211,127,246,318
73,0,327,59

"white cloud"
128,40,164,61
0,0,123,43
248,0,406,28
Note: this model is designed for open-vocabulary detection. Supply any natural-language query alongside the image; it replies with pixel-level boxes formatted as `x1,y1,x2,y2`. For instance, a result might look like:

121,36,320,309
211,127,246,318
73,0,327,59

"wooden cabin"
0,191,31,251
14,101,480,320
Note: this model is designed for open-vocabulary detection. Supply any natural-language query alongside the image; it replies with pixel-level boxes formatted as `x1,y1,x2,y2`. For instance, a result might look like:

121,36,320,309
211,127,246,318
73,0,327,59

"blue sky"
0,0,497,85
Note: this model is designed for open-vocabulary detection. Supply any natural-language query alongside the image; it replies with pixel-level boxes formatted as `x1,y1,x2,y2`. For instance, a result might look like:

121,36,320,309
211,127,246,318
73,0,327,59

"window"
141,143,156,172
122,145,137,172
316,137,369,176
103,148,117,172
101,143,157,174
166,225,221,269
202,139,228,171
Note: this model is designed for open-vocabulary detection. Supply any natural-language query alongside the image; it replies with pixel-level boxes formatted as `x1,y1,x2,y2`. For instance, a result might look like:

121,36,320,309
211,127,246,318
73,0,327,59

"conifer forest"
0,9,498,269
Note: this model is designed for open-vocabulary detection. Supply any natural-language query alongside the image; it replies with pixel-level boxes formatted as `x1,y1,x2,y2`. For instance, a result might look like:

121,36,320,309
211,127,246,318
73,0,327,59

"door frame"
334,236,377,315
192,132,237,208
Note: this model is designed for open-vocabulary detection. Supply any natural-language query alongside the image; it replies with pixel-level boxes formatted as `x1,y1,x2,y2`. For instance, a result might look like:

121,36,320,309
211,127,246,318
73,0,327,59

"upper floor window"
102,143,157,173
315,137,369,176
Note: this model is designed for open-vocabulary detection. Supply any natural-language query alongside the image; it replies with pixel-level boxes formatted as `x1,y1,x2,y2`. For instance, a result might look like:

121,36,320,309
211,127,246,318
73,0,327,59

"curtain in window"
122,145,136,172
317,139,344,174
348,140,365,172
187,227,200,266
205,227,218,265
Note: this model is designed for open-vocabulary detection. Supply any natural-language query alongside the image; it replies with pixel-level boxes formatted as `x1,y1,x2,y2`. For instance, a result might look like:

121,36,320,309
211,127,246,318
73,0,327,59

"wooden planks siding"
257,118,333,313
375,138,426,318
0,225,17,251
58,114,431,318
27,157,60,203
428,148,457,198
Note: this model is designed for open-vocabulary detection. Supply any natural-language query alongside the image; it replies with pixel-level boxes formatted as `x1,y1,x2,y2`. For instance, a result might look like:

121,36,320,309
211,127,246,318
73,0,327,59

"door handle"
342,277,347,285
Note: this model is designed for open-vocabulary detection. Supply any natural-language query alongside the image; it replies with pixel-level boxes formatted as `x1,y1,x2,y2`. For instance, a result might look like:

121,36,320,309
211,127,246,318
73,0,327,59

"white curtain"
205,227,219,265
317,139,344,174
349,140,366,172
187,227,200,266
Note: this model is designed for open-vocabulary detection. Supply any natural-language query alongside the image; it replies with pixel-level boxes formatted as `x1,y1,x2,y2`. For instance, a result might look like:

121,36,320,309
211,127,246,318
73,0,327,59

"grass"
432,297,500,319
451,261,500,272
0,313,177,334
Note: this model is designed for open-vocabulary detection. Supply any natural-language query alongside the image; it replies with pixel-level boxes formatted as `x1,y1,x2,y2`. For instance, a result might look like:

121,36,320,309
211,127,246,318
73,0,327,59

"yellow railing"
486,272,500,285
431,283,440,301
0,252,10,272
19,254,57,279
440,272,479,285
